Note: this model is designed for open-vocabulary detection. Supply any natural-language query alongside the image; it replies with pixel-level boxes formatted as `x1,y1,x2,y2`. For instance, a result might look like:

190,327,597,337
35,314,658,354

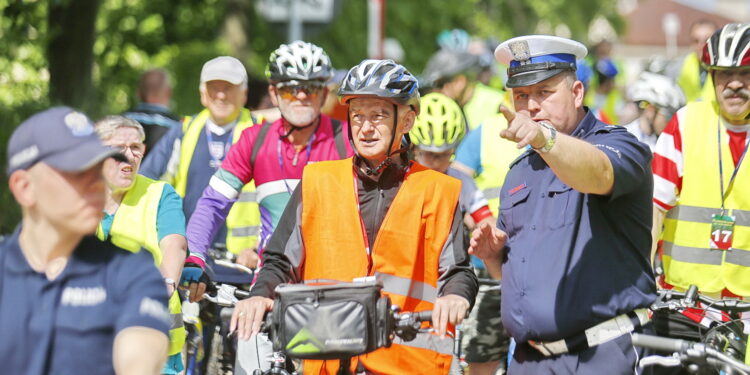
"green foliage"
93,0,230,117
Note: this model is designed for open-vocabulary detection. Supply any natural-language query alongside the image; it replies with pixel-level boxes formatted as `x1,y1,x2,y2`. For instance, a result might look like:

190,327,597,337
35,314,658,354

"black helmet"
420,49,481,88
338,59,420,114
266,41,333,83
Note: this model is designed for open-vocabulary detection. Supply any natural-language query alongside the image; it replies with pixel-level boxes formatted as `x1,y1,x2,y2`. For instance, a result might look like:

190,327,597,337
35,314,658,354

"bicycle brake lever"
639,354,682,368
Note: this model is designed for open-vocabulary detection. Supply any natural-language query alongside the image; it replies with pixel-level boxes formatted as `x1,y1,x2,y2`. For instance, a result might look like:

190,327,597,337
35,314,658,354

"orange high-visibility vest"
300,158,461,375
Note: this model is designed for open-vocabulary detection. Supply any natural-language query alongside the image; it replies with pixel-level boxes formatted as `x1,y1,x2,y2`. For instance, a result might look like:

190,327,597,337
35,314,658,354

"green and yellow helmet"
410,93,466,152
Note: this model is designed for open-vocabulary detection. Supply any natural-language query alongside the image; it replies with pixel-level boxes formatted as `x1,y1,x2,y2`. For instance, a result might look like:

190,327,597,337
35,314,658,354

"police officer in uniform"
470,35,656,374
0,107,170,375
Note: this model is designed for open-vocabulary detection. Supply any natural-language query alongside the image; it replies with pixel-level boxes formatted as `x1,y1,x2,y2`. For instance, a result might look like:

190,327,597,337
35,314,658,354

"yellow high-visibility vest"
176,109,260,253
677,52,716,103
96,175,186,355
661,101,750,295
475,115,522,216
463,83,506,131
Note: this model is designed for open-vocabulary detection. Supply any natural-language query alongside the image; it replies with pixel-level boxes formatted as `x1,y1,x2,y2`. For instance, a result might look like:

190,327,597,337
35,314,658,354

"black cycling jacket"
249,158,478,307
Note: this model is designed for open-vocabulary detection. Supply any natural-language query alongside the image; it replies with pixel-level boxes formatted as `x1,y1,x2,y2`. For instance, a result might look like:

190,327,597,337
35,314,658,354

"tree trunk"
46,0,101,111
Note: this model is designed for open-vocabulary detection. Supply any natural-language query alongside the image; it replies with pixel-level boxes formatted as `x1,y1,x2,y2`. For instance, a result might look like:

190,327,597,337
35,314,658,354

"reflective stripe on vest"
299,158,460,375
661,101,750,295
375,272,438,303
393,333,453,356
476,115,522,217
95,175,186,356
664,242,750,266
176,109,260,253
230,226,260,237
677,52,716,103
667,205,750,227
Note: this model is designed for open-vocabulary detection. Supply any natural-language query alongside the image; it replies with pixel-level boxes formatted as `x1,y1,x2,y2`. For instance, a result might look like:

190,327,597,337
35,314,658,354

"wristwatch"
535,121,557,153
164,278,176,287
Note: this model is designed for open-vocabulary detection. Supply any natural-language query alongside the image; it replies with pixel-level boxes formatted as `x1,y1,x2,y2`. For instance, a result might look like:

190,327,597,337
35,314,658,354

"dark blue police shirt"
498,109,656,343
0,227,170,375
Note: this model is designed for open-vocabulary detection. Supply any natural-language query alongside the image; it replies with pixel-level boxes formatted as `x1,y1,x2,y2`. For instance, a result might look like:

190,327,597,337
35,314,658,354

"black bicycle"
183,258,255,375
634,285,750,374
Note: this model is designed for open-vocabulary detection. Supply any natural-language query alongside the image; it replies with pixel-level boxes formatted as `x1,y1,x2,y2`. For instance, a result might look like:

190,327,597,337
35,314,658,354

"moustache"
722,88,750,100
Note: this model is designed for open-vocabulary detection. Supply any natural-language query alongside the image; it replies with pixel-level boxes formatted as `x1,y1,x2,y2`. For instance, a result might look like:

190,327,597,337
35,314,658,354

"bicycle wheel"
206,325,225,375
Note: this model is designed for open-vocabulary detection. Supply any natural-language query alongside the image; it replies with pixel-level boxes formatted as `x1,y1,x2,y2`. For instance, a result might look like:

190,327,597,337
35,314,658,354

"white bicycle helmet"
627,72,686,113
266,41,333,83
702,23,750,69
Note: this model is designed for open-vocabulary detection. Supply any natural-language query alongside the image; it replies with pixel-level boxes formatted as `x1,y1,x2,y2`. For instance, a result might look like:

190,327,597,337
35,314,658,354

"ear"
572,79,585,108
400,108,417,134
199,86,209,108
8,170,35,208
268,85,279,107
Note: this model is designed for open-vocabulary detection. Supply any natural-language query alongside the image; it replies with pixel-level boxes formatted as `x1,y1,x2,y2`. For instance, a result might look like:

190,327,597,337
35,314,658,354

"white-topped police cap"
200,56,248,86
495,35,587,88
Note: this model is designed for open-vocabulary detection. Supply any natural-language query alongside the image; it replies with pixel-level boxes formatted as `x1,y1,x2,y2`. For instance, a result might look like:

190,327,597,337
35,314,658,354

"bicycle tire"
206,326,225,375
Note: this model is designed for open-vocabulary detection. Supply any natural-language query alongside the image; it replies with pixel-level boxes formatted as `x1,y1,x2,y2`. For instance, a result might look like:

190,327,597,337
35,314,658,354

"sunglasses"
276,82,325,100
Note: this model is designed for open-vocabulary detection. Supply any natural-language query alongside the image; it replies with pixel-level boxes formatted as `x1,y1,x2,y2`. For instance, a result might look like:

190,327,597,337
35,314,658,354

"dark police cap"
6,106,125,175
495,35,587,88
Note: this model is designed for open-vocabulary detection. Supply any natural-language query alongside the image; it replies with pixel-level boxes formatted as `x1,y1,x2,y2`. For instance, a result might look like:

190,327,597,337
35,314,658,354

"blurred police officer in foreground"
0,107,170,375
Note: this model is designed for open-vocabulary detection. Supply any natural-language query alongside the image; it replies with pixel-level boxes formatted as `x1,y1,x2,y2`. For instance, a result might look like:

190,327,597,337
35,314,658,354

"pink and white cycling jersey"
186,115,353,259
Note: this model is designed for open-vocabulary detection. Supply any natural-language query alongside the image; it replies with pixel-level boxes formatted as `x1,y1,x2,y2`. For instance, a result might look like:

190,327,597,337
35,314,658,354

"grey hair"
95,115,145,142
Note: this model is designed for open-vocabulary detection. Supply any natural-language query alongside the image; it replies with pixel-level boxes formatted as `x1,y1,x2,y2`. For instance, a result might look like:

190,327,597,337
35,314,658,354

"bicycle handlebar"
632,333,688,353
654,285,750,313
214,259,255,276
204,283,251,306
632,334,750,374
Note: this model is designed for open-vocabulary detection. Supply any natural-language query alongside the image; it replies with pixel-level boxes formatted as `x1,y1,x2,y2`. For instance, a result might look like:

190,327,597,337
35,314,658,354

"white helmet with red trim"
702,23,750,69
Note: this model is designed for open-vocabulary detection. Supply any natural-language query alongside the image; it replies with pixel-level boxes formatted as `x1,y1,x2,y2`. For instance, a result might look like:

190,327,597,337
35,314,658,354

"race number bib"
710,214,735,250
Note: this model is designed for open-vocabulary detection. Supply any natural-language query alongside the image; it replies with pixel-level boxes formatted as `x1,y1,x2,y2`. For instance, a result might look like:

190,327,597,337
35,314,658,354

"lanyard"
717,117,750,213
277,133,315,194
205,126,234,166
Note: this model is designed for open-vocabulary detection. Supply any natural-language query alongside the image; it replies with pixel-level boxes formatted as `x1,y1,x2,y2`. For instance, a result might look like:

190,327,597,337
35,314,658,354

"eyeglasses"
111,143,145,157
276,82,325,100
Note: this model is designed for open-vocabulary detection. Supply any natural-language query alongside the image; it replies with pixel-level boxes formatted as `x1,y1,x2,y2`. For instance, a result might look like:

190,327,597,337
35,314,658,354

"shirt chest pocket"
53,305,115,373
499,187,531,236
545,181,578,230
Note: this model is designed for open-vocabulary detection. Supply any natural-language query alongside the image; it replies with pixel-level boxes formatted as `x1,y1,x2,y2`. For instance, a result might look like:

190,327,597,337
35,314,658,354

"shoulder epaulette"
508,148,534,169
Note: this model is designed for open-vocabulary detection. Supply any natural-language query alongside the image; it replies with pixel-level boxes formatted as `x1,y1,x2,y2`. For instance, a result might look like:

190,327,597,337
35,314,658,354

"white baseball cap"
200,56,248,86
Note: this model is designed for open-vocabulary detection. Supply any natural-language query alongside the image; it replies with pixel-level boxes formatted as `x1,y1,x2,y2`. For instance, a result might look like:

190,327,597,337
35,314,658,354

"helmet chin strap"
280,114,318,137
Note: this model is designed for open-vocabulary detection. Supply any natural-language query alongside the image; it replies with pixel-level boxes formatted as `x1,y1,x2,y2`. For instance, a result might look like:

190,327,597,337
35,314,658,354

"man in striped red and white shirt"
651,23,750,339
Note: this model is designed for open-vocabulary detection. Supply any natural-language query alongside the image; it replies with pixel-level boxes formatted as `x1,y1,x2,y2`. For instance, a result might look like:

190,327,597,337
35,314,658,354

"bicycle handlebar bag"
271,280,392,360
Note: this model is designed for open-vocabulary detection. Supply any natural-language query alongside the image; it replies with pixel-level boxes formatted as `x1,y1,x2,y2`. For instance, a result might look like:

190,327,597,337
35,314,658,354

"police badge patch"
509,41,531,64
